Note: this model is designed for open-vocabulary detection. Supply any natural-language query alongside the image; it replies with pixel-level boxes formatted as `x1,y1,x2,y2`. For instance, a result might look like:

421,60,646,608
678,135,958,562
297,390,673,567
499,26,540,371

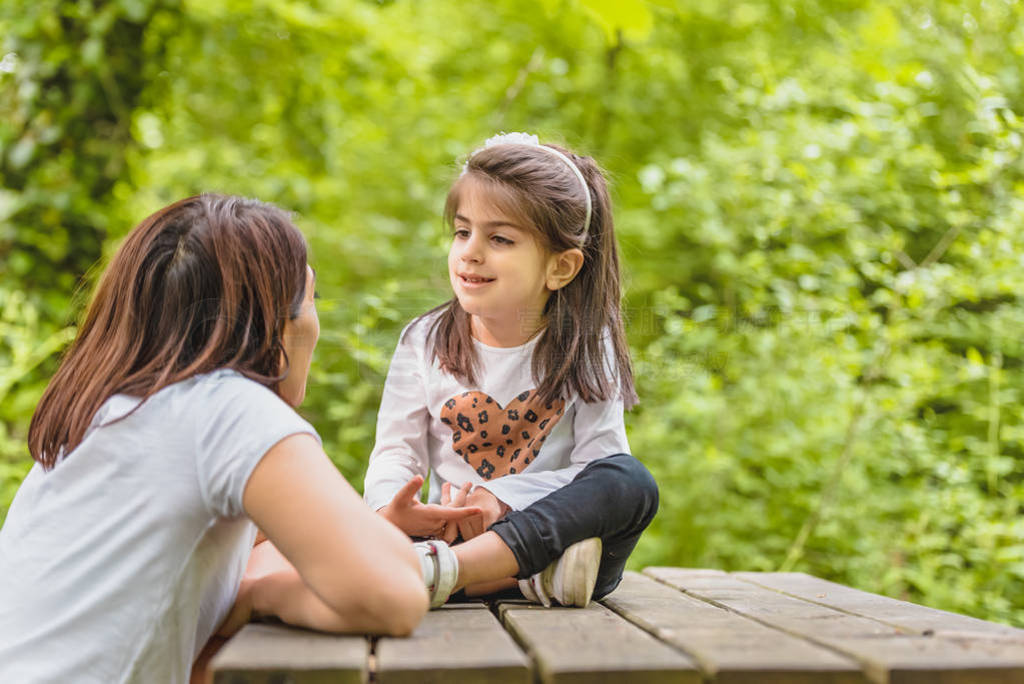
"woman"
0,195,430,683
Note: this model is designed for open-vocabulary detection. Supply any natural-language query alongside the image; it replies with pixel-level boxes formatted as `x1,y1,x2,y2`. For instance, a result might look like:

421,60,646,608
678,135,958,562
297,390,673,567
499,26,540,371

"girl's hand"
444,484,510,542
379,475,482,537
440,481,472,543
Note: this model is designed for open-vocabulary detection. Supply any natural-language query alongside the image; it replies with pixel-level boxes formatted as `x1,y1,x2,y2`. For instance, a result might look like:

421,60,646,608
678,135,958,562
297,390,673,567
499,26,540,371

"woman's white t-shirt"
0,369,319,684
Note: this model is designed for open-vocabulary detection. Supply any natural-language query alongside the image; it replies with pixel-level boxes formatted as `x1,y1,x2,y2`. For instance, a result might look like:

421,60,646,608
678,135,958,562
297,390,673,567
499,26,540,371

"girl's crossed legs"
450,453,659,601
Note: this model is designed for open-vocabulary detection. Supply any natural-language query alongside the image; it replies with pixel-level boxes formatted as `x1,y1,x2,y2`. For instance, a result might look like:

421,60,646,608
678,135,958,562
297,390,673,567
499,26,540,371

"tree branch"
919,225,961,268
779,356,886,572
494,47,545,129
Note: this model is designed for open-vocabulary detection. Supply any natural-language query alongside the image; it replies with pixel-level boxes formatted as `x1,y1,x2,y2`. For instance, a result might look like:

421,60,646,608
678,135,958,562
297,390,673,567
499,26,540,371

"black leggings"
488,453,659,600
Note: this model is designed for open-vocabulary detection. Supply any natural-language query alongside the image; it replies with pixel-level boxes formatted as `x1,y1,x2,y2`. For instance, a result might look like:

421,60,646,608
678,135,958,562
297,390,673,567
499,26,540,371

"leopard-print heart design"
440,389,565,480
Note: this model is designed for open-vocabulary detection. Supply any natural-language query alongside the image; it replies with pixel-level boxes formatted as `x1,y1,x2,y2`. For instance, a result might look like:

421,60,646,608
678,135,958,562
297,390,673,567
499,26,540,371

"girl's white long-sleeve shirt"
363,313,630,512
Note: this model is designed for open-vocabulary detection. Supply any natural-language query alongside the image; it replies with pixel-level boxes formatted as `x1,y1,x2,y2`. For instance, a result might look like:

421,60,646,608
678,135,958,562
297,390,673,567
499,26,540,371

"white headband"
463,132,592,242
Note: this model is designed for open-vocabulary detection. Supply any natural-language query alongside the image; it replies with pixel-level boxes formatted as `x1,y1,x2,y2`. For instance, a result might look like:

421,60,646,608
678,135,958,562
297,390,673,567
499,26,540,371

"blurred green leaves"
0,0,179,318
0,288,75,526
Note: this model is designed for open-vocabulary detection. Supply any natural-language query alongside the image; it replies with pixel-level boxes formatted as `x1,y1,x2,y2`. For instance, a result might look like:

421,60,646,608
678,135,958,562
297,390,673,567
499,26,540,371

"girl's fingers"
452,482,470,507
458,514,483,541
441,482,451,506
393,475,424,508
437,505,482,520
420,504,482,521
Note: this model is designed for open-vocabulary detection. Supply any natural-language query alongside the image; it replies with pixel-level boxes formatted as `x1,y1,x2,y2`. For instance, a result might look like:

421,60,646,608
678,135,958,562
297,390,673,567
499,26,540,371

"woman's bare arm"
238,433,428,636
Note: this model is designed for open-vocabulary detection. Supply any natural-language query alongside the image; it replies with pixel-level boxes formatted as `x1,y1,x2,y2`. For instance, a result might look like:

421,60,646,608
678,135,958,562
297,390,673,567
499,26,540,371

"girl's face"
448,178,557,345
280,265,320,406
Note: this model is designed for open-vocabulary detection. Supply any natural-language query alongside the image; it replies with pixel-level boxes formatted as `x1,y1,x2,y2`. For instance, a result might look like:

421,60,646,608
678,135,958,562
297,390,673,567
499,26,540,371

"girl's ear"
546,248,584,291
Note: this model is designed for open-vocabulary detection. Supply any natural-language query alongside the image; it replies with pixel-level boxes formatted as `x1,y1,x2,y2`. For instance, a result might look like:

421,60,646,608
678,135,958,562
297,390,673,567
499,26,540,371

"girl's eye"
454,228,470,239
492,235,513,245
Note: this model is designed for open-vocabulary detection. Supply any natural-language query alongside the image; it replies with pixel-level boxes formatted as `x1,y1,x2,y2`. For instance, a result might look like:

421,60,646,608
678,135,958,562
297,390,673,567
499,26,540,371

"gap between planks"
496,597,701,683
373,602,531,684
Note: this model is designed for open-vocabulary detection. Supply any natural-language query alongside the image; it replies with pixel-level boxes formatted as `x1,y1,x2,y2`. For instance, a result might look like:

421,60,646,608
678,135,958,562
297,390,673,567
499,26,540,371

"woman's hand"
378,475,482,537
215,539,289,638
216,580,254,638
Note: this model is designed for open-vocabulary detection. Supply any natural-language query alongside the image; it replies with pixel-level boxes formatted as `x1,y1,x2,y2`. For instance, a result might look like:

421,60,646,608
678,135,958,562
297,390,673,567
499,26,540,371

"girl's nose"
460,235,484,262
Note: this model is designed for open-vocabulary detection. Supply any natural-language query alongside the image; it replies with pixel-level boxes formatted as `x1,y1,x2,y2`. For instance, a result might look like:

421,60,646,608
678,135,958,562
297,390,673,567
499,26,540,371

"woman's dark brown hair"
422,141,637,409
29,194,308,468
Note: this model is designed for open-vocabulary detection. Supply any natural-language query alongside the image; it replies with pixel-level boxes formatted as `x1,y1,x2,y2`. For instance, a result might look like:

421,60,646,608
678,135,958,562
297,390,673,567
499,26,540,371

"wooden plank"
735,572,1024,642
602,571,867,683
645,568,1024,684
375,602,530,684
497,598,701,683
210,622,367,684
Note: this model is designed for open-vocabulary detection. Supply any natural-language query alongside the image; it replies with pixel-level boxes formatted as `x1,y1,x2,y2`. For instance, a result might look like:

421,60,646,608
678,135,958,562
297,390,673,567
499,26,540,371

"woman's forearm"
251,568,353,632
242,437,429,637
251,565,422,636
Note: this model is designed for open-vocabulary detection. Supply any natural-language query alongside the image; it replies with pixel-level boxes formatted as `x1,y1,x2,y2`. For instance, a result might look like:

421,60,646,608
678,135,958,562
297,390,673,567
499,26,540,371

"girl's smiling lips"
458,273,496,287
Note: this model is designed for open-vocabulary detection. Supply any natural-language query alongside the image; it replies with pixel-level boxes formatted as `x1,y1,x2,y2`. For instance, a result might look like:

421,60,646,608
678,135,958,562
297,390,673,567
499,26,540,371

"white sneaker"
518,537,601,608
414,539,459,608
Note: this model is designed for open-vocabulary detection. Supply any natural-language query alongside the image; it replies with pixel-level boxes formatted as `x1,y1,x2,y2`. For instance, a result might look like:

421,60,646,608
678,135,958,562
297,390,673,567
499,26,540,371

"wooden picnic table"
210,567,1024,683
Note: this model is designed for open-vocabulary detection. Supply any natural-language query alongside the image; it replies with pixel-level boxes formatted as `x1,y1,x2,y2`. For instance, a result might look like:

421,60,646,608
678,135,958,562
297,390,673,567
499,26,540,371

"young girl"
364,133,659,608
0,195,427,683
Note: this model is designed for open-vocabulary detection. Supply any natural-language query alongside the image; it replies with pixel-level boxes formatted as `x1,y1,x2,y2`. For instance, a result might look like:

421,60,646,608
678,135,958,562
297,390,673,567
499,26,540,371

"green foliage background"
3,0,1023,625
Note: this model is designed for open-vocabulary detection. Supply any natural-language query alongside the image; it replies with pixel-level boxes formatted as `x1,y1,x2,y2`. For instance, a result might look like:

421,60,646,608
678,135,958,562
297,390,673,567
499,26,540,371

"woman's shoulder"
123,369,292,426
192,367,273,391
186,369,294,412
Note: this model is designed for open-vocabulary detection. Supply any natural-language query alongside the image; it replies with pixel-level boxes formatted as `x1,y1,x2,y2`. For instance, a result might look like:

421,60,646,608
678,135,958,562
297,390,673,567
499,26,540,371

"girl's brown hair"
423,141,637,409
29,194,308,469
